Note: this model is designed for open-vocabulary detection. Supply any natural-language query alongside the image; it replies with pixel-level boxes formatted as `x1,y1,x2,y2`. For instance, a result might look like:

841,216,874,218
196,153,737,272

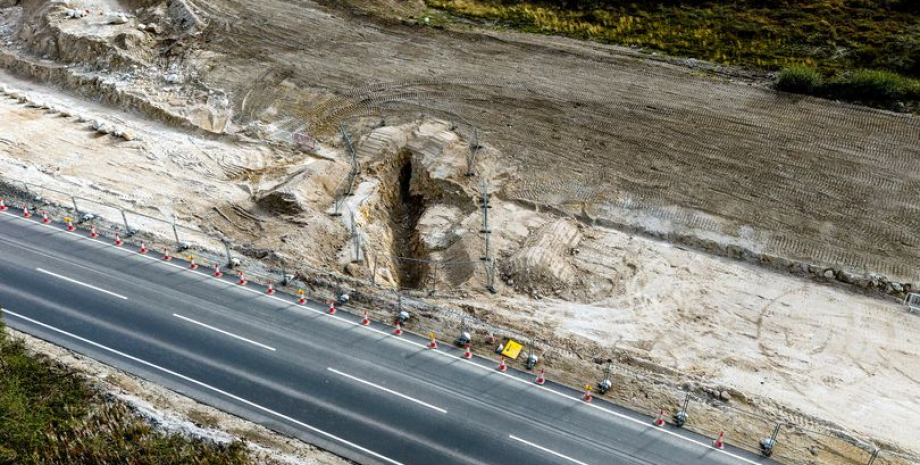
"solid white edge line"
35,267,128,300
2,210,761,465
173,313,276,352
509,435,591,465
327,367,447,414
0,308,405,465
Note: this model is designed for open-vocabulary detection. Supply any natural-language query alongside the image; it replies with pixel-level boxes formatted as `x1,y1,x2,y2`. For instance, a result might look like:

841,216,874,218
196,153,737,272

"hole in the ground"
390,155,429,289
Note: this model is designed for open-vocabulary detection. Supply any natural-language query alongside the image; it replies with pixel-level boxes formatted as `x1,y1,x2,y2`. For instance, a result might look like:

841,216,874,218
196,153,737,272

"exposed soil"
1,0,919,463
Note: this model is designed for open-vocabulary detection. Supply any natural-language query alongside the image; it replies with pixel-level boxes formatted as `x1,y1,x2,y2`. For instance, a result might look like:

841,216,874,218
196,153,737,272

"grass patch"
776,65,825,94
0,316,253,465
424,0,920,109
775,65,920,110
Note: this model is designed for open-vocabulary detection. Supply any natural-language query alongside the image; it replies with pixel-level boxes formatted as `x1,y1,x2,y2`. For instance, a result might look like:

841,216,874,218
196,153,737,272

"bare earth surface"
1,0,919,462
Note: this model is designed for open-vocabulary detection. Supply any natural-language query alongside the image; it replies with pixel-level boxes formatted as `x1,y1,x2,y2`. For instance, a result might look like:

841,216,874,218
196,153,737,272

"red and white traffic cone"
654,409,666,427
114,232,123,246
41,211,50,224
90,225,99,238
361,310,370,326
0,199,7,211
213,263,222,277
463,343,472,359
189,257,198,269
497,356,508,372
163,248,171,261
394,322,403,336
328,301,336,315
139,242,147,254
535,367,546,385
22,206,31,218
237,270,247,285
266,281,275,295
583,385,593,403
713,431,725,450
427,332,438,349
297,290,306,305
66,219,75,231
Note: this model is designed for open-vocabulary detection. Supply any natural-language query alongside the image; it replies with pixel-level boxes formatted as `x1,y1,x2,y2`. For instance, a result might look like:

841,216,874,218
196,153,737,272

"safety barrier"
1,177,918,465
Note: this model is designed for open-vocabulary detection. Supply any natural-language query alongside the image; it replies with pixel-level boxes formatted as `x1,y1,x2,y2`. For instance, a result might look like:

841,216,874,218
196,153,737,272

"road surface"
0,209,778,465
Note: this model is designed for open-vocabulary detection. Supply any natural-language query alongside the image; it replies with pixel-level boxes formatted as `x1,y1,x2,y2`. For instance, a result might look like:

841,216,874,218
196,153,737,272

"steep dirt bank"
2,0,920,461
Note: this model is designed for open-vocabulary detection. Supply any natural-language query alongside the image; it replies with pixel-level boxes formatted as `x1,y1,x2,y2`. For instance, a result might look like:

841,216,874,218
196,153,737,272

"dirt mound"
504,219,582,292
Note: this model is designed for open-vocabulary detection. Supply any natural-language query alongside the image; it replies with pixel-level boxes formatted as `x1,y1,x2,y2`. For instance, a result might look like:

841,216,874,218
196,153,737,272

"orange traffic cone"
497,356,508,372
427,332,438,349
654,409,666,427
535,368,546,385
361,310,370,326
394,322,403,336
463,343,472,359
713,431,725,450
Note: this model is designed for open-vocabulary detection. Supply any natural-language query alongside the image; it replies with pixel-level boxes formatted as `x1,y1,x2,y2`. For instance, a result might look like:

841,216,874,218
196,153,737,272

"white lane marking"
173,313,276,352
2,210,760,464
0,309,405,465
327,367,447,414
35,267,128,300
509,435,591,465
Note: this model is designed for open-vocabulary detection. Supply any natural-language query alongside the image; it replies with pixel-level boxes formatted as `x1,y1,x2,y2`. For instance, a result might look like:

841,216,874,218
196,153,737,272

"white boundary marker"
1,210,763,465
509,434,591,465
0,308,405,465
328,367,447,414
36,267,128,300
174,313,276,351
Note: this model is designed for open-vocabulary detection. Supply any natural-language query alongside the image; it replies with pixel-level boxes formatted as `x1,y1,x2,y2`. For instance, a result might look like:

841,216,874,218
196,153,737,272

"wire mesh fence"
1,175,918,465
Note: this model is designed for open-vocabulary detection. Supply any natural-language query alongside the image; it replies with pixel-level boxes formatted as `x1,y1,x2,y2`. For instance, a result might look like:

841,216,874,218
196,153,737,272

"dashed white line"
509,435,592,465
36,267,128,300
0,308,405,465
173,313,276,351
2,210,762,465
327,367,447,414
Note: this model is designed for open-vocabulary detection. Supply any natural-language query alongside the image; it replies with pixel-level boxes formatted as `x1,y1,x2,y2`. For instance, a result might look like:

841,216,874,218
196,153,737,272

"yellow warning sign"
501,339,524,359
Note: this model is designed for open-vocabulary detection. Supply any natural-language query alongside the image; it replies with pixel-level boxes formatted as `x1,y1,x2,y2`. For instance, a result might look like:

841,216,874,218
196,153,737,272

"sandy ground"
1,0,920,461
175,0,920,285
3,83,919,457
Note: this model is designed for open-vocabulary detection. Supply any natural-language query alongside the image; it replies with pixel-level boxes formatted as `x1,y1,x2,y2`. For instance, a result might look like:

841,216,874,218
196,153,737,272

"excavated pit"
389,154,429,289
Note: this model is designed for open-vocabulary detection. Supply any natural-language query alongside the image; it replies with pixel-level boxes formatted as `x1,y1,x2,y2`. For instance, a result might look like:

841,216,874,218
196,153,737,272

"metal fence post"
71,196,79,215
120,209,130,234
221,239,233,267
866,449,879,465
371,251,378,285
171,214,181,248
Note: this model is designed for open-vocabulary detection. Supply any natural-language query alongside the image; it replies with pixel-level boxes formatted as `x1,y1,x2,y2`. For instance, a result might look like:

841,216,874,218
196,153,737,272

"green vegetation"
776,65,825,94
776,65,920,108
425,0,920,109
0,316,252,465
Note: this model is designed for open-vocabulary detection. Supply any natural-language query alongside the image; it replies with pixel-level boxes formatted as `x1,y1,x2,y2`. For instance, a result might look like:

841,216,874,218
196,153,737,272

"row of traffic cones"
13,198,735,452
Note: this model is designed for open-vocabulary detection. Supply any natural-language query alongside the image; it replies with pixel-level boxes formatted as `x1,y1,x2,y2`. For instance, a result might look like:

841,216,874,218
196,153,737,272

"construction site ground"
0,0,919,463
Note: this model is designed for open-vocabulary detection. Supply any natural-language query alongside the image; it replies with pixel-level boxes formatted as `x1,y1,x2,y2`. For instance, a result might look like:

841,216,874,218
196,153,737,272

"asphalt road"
0,209,779,465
